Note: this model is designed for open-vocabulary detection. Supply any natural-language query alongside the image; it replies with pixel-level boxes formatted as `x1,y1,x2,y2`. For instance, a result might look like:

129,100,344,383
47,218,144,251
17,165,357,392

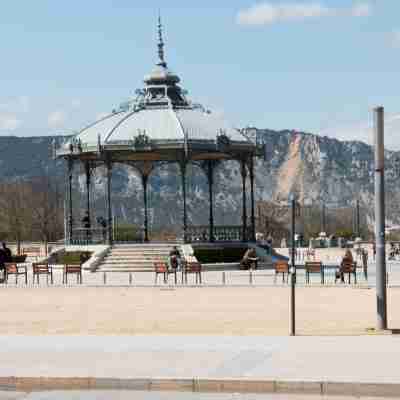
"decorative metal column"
180,161,188,243
142,174,149,242
206,160,215,242
84,161,91,229
67,157,74,244
106,160,113,245
240,160,247,242
249,157,256,242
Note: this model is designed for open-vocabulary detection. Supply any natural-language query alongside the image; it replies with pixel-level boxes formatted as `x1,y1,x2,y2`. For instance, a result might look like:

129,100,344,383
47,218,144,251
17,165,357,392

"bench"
154,261,177,284
335,261,357,284
63,264,82,284
183,261,202,284
274,260,289,283
5,262,27,285
32,263,53,285
305,261,324,284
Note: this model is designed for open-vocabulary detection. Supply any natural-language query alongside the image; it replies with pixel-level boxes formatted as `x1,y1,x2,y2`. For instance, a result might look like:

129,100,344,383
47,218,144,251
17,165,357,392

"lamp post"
289,193,299,336
374,106,387,330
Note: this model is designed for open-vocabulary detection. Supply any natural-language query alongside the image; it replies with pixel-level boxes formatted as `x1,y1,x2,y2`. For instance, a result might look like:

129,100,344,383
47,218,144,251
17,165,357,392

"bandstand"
56,19,259,245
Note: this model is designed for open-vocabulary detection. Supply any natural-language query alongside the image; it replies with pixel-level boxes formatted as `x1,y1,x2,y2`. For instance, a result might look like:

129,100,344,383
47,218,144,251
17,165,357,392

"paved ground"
0,335,399,383
0,284,399,335
1,391,399,399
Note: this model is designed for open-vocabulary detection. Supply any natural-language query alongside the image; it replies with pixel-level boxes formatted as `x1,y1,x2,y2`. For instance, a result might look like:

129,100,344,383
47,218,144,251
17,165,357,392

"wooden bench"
274,260,289,283
335,261,357,284
183,261,202,284
154,261,177,284
33,263,53,285
305,261,324,284
5,262,27,285
63,264,82,284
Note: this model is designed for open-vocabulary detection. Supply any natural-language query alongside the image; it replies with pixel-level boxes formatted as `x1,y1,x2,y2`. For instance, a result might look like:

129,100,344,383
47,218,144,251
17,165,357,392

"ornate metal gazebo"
56,19,259,245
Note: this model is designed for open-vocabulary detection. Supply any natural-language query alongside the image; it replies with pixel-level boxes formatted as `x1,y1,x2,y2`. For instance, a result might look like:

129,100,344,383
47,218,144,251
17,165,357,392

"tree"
29,175,64,251
0,180,32,254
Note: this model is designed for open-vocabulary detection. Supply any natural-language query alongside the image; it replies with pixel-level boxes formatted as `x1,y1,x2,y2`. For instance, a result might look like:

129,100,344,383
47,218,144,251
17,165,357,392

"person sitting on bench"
336,248,353,283
240,247,258,270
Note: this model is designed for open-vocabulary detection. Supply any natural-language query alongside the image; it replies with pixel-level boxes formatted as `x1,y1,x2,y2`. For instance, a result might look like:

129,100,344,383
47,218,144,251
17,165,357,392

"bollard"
222,271,226,285
103,271,106,285
249,270,253,285
129,272,133,285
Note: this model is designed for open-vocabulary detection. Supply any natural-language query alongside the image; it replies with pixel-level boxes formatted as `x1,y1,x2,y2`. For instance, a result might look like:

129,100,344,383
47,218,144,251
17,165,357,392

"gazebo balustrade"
187,225,253,242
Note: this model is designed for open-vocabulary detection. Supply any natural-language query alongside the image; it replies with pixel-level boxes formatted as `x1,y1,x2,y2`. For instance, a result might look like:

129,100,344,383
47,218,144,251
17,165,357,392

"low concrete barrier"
1,376,399,397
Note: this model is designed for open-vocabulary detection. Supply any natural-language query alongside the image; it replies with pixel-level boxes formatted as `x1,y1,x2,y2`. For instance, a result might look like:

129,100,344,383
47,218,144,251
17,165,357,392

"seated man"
169,246,181,270
240,247,258,270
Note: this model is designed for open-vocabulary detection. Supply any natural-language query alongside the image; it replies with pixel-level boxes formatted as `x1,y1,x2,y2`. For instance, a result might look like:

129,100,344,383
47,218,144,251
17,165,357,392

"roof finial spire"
157,12,167,67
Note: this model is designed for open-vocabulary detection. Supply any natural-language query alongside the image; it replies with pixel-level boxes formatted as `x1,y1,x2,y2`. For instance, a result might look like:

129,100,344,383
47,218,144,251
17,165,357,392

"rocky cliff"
1,130,399,232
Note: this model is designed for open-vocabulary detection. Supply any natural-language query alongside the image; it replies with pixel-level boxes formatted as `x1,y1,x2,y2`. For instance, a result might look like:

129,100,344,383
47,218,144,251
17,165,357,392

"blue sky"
1,1,400,148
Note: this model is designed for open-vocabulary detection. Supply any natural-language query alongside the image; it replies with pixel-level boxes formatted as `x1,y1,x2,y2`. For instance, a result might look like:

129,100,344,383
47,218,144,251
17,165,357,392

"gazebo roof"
57,17,255,159
75,107,247,147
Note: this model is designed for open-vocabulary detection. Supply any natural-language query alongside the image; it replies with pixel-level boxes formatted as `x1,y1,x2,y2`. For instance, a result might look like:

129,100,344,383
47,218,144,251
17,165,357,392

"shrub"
194,246,248,263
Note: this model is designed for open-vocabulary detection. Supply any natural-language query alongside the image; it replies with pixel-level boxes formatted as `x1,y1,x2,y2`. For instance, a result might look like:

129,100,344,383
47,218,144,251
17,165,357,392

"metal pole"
249,157,256,242
290,196,296,335
374,106,387,330
67,157,73,244
180,161,188,243
207,161,215,243
356,199,360,238
106,160,113,245
85,161,91,243
142,175,149,242
241,160,247,242
290,196,296,336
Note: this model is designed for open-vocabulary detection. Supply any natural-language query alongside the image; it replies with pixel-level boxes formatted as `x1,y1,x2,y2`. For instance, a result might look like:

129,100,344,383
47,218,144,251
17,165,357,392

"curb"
1,377,399,397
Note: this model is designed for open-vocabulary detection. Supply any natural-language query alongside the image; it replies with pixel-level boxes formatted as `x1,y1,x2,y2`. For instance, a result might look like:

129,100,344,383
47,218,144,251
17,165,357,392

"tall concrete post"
289,194,296,336
374,106,387,330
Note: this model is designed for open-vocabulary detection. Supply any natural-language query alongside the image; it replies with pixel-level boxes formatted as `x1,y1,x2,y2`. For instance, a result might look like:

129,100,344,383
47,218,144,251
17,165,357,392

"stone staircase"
97,243,177,271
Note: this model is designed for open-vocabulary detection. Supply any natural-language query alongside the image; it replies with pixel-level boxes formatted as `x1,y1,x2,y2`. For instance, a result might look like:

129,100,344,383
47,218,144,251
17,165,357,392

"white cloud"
0,113,21,131
237,2,371,26
48,110,66,128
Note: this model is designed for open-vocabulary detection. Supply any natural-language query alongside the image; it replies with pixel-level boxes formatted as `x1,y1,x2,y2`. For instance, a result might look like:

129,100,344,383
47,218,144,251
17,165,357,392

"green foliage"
194,246,248,263
114,223,142,242
57,251,92,264
335,229,353,239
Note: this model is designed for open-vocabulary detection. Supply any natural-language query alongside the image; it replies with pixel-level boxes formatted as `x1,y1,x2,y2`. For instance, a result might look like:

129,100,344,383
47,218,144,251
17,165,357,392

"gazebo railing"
187,225,252,242
70,228,107,245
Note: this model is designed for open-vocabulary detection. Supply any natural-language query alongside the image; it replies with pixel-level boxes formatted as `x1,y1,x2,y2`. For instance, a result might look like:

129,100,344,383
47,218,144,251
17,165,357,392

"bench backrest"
274,261,289,273
65,264,82,273
185,262,201,273
5,263,17,273
341,261,356,273
33,263,50,273
154,261,167,273
305,261,322,272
